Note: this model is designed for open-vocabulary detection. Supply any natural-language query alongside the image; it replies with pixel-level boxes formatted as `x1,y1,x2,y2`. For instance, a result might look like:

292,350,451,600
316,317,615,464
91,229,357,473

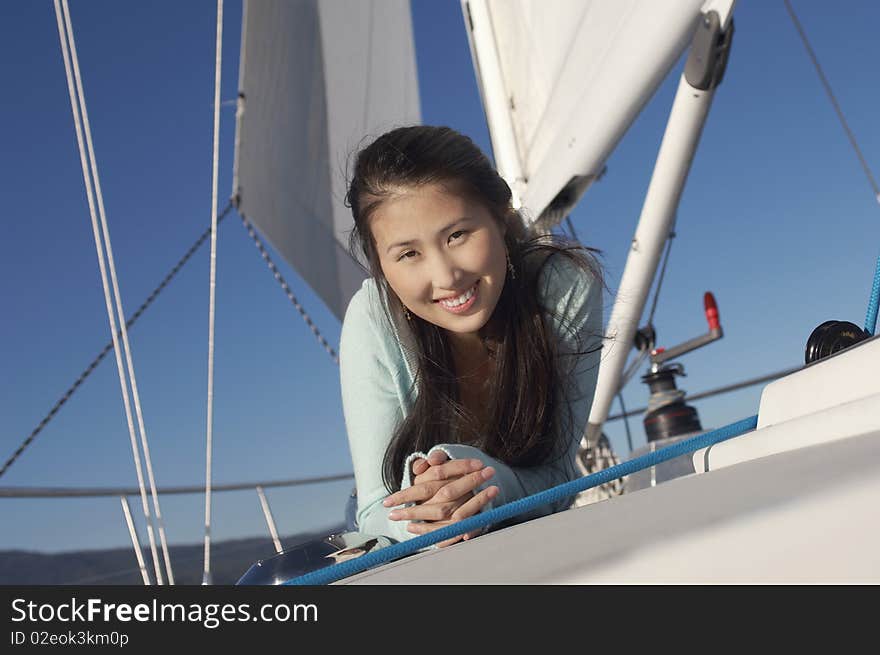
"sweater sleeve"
339,287,413,543
410,253,603,528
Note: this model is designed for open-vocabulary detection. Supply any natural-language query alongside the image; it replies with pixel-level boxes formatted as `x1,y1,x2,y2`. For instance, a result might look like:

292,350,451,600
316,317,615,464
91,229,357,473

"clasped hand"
382,450,498,547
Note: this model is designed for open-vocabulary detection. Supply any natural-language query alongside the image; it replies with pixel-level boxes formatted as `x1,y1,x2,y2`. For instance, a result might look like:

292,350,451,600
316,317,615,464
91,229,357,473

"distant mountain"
0,525,346,585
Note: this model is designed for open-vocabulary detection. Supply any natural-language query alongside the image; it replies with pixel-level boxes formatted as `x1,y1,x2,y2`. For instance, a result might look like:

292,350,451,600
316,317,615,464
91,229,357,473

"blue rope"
284,414,758,586
865,249,880,335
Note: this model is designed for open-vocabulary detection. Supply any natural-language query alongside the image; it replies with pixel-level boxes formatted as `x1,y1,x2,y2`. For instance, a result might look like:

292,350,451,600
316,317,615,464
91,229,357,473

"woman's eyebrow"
385,217,472,253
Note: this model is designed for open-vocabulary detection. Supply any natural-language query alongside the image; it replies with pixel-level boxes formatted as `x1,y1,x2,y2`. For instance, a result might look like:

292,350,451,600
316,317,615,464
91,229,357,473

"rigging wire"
54,0,169,586
256,485,283,554
560,215,633,456
61,0,174,586
564,216,578,241
782,0,879,206
0,471,354,498
120,496,151,585
783,0,879,338
1,198,344,483
240,214,340,364
606,364,801,422
616,389,634,453
57,523,335,585
203,0,224,586
0,203,232,480
645,227,676,329
615,227,677,448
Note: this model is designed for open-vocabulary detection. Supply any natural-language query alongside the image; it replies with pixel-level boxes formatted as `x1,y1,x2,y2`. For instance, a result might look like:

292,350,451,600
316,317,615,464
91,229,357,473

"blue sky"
1,0,877,559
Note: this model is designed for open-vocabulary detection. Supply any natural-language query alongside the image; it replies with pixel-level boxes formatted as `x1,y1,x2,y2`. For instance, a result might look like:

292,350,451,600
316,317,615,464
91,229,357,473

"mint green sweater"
339,252,602,543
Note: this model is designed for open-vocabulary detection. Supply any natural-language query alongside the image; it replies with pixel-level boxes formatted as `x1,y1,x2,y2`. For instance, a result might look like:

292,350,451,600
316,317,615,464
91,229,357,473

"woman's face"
369,182,508,343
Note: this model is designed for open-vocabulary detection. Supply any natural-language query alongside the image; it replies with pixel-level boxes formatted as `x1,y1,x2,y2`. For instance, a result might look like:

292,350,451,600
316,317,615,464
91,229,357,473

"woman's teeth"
439,284,476,308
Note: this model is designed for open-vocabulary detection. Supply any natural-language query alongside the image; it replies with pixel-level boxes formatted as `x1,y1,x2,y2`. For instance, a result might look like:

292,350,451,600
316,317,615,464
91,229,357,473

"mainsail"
233,0,421,321
462,0,707,226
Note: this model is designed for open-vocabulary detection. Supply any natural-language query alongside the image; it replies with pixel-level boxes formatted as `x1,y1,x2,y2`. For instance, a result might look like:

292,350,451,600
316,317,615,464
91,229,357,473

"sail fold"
234,0,421,321
462,0,707,226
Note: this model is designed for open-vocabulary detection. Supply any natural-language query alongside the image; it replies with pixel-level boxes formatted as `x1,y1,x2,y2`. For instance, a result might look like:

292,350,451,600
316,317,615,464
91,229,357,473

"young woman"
340,125,603,547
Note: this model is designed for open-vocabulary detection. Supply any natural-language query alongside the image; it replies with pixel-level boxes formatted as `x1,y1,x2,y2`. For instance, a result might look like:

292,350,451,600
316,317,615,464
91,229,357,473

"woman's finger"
426,450,449,466
416,458,484,484
403,485,500,535
406,520,450,535
405,519,483,547
412,465,442,488
412,452,453,486
388,500,459,522
427,467,495,505
451,485,499,522
382,479,449,507
406,520,481,541
385,460,495,511
436,535,465,548
410,457,429,477
405,521,464,548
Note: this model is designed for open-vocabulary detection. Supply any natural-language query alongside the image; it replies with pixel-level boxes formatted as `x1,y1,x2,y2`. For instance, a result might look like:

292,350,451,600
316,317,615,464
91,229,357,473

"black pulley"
804,320,869,364
633,324,656,352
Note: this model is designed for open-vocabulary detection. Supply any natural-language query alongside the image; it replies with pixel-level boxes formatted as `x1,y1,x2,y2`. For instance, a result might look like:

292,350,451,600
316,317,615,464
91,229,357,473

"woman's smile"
435,280,479,314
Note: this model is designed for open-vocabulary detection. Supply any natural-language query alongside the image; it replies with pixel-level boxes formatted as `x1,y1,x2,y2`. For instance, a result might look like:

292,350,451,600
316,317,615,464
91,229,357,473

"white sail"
233,0,421,321
462,0,707,226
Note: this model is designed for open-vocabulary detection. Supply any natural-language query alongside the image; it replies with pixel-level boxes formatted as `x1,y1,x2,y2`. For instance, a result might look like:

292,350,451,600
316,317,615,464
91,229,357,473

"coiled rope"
285,414,758,585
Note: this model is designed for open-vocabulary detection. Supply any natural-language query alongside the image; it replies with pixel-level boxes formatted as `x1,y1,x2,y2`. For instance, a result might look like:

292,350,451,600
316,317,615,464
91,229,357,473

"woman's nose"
429,252,463,291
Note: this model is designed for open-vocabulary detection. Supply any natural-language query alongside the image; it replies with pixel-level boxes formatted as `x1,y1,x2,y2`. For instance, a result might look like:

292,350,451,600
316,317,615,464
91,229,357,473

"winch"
640,292,723,442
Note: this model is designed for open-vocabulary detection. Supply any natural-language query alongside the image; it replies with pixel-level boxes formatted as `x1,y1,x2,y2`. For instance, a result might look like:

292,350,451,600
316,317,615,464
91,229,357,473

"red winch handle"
704,292,721,331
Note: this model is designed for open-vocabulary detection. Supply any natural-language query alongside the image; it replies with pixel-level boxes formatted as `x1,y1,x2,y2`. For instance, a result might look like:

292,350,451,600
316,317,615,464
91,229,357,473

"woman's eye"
448,230,467,243
397,250,417,261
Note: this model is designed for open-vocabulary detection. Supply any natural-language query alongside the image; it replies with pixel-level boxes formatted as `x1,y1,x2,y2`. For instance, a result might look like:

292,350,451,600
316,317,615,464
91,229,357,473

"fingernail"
388,510,401,520
481,466,495,480
382,498,392,507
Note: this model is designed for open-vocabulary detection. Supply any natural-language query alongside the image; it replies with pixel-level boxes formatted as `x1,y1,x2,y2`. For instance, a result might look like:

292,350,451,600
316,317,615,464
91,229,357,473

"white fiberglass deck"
337,428,880,584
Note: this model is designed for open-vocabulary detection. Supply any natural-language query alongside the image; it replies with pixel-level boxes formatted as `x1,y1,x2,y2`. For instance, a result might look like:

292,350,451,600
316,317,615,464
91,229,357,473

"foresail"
234,0,421,321
462,0,707,227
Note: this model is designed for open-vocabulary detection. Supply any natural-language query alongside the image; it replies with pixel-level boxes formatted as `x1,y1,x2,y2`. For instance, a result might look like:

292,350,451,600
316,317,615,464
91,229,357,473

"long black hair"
346,125,602,492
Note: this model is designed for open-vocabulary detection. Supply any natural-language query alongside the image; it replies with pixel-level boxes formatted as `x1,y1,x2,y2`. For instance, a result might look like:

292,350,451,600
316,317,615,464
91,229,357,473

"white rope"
203,0,224,586
120,496,150,585
55,0,170,585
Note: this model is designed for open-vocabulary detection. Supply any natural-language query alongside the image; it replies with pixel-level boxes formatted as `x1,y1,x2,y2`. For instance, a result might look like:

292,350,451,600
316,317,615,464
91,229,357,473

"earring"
403,306,412,321
507,253,516,280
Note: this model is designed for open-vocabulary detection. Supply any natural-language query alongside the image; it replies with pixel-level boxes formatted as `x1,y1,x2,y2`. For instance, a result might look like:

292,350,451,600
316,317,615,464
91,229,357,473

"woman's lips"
436,281,479,314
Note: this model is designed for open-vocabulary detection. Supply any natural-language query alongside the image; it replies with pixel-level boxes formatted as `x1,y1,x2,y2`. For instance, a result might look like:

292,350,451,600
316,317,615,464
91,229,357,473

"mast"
585,1,737,449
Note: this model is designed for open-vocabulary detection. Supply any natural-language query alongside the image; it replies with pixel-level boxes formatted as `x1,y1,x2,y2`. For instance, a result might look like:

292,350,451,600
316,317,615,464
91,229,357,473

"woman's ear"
496,211,511,238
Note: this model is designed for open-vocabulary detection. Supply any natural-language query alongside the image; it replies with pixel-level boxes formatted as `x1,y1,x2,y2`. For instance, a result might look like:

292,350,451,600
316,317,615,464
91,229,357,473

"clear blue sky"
1,0,877,555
